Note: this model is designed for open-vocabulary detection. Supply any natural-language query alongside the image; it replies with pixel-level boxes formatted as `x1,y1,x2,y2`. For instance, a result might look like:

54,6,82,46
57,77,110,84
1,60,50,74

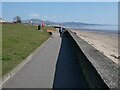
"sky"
1,0,119,2
2,2,118,25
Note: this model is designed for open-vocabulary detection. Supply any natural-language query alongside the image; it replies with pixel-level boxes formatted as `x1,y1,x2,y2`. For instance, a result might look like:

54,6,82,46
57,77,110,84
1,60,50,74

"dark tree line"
13,16,22,23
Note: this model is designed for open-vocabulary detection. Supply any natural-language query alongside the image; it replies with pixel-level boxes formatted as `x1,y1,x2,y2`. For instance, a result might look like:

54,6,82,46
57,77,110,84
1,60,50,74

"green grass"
2,24,55,76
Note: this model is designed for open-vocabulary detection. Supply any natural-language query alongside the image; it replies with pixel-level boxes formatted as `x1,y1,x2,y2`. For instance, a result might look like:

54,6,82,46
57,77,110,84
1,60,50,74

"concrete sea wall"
64,30,119,89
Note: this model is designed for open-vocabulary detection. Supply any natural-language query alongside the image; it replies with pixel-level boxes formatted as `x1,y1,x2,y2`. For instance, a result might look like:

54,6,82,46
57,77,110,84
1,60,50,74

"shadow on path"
52,33,89,88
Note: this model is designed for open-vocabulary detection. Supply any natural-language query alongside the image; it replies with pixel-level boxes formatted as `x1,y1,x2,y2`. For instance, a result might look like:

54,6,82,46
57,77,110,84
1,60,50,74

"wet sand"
71,29,118,64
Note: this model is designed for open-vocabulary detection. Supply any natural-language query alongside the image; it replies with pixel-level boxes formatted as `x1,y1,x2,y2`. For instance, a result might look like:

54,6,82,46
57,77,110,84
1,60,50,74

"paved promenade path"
3,31,88,88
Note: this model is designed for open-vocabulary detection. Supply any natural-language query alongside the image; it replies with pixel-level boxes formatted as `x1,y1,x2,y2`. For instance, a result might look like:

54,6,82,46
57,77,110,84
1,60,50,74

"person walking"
59,26,63,37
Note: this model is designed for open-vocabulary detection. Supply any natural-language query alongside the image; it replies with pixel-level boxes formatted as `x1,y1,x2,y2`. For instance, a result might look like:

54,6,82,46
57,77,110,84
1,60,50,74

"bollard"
38,25,41,30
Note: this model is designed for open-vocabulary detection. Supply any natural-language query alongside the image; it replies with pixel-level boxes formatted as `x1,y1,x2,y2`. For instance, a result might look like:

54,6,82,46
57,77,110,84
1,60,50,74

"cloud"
28,14,40,18
52,16,56,19
44,16,57,19
44,16,48,18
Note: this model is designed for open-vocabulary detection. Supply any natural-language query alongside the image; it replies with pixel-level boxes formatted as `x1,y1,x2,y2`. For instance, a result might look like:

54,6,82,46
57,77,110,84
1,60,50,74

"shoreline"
70,29,118,64
66,28,118,36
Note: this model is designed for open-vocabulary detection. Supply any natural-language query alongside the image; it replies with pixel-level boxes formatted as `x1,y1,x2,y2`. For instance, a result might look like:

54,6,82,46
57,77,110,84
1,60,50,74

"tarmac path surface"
53,32,88,88
3,31,88,88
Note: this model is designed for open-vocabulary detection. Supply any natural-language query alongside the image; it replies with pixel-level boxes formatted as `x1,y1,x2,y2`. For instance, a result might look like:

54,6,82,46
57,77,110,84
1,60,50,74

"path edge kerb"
1,37,51,86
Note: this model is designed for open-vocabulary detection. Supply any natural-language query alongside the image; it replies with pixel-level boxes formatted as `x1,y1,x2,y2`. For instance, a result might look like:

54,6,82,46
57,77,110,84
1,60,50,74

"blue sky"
2,2,118,24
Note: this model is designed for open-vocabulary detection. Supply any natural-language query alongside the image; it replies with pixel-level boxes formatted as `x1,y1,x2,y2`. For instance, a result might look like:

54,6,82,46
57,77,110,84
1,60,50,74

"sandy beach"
71,29,118,64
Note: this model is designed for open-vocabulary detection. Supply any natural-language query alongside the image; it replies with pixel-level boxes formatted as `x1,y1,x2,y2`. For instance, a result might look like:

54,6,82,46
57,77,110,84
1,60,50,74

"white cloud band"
28,14,39,18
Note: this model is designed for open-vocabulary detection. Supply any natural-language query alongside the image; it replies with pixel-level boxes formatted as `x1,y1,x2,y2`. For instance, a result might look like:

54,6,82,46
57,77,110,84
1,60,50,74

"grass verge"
2,24,55,76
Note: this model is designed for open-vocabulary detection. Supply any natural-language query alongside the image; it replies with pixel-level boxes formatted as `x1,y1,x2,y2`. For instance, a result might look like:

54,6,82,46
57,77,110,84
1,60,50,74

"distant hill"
22,19,91,26
61,22,90,26
22,19,116,26
22,19,42,25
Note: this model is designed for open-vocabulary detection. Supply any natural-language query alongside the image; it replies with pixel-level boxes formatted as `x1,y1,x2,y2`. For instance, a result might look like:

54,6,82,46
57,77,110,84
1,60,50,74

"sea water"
65,25,119,36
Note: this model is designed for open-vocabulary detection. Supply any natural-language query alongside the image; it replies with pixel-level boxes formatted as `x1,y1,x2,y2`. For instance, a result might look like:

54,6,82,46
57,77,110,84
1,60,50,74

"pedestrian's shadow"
52,32,88,88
